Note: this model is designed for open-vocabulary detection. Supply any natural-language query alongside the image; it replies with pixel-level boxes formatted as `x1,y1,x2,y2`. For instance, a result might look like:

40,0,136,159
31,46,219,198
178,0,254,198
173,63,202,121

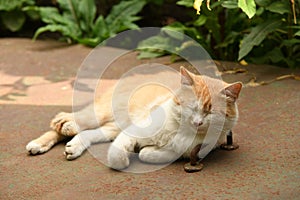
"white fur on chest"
133,98,237,159
135,99,201,156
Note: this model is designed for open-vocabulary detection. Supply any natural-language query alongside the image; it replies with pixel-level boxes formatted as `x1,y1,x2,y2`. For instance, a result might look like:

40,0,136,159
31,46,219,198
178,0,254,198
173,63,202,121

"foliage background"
0,0,299,68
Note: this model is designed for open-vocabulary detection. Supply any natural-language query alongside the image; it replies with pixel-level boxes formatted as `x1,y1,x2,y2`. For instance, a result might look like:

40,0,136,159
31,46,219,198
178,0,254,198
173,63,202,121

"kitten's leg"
26,130,66,155
50,105,99,136
139,146,180,164
220,130,239,150
64,123,119,160
107,133,136,170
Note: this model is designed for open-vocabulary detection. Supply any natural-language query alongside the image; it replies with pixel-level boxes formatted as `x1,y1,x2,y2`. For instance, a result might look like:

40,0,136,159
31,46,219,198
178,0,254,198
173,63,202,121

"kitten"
26,67,242,170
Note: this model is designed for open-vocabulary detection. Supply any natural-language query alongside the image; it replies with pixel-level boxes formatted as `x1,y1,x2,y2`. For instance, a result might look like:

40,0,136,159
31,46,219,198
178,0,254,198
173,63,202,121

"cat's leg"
64,122,119,160
26,130,66,155
138,146,180,164
50,104,99,136
107,133,136,170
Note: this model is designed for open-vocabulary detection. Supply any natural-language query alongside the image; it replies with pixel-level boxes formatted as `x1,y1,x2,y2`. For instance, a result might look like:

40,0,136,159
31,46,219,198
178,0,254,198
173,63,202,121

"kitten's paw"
61,121,80,136
64,137,87,160
50,112,79,136
26,140,51,155
107,146,130,170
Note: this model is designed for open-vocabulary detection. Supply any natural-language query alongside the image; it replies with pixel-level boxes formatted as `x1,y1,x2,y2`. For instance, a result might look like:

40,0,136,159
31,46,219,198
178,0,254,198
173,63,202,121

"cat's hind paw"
107,146,130,170
50,112,79,136
61,121,80,136
26,140,52,155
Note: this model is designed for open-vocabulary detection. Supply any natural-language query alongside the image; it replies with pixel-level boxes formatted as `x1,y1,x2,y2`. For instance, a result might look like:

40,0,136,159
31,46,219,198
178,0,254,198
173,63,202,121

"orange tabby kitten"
26,67,242,170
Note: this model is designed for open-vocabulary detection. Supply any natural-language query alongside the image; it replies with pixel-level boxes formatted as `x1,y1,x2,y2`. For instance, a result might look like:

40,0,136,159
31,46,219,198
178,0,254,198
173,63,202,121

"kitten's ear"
180,66,194,86
223,82,242,102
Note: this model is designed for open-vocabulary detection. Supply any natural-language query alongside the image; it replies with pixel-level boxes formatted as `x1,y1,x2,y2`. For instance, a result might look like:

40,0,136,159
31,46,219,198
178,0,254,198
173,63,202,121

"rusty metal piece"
190,144,202,165
184,162,204,173
184,144,204,173
220,130,239,151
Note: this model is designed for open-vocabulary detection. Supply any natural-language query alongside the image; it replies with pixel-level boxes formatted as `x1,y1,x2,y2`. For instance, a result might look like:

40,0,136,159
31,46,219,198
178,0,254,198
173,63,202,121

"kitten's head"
174,67,242,132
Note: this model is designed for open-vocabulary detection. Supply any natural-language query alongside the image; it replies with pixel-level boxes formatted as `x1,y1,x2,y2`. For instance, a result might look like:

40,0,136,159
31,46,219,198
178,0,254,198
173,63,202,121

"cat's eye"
203,109,212,116
203,104,212,115
204,110,211,116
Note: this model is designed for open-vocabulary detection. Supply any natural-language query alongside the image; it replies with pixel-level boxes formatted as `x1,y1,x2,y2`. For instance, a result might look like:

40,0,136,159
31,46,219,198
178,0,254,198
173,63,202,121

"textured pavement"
0,38,299,199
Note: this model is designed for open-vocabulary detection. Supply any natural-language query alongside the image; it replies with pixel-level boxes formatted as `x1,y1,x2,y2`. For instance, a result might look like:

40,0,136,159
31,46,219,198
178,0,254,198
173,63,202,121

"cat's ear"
223,82,242,102
180,66,194,86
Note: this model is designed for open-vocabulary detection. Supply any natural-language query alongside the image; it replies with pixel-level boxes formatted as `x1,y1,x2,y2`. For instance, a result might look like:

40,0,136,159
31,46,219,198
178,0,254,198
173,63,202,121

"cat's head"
174,67,242,131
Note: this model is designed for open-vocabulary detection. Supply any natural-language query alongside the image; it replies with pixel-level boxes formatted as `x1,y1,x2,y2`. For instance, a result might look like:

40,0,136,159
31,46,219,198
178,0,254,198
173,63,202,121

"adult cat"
26,67,242,170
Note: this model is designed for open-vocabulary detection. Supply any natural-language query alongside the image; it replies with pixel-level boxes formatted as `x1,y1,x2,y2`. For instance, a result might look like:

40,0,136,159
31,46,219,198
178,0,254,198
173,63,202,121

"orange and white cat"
26,67,242,170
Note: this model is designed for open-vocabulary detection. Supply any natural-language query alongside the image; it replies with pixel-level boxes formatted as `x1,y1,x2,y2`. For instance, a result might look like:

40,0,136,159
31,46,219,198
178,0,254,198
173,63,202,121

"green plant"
29,0,146,47
0,0,37,32
138,0,300,68
242,0,300,68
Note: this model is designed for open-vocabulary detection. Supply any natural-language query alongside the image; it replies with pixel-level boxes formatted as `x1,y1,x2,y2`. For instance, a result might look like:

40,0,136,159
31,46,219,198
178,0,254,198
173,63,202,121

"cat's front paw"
107,146,130,170
64,136,87,160
50,112,79,136
26,140,52,155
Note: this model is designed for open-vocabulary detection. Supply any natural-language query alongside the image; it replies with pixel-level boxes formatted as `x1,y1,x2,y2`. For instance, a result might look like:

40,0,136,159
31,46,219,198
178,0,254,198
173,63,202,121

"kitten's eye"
203,104,212,115
203,109,211,116
204,110,211,115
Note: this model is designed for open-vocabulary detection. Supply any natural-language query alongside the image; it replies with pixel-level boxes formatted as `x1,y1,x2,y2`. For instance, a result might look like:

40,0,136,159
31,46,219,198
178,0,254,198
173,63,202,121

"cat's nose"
192,118,203,127
193,121,203,127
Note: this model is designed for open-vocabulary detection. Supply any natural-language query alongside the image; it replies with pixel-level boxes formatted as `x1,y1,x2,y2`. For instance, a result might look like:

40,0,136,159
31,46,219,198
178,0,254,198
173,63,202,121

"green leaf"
57,0,81,29
105,0,146,35
137,50,166,59
161,22,201,41
138,35,173,51
238,20,282,60
33,24,74,40
137,34,178,58
282,39,300,46
295,31,300,37
238,0,256,18
38,7,66,24
0,0,34,11
0,10,26,32
162,22,186,40
266,1,290,14
222,1,238,9
93,15,108,39
193,15,207,26
78,0,96,33
176,0,194,7
77,37,100,47
255,0,271,7
22,6,40,20
32,0,146,47
35,6,81,40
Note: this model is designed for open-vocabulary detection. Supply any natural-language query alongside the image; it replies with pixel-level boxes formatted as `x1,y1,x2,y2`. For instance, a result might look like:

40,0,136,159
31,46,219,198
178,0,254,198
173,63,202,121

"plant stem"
291,0,297,24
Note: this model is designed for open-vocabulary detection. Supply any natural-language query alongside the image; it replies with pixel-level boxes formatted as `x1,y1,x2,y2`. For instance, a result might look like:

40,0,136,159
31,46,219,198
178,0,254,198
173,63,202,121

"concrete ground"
0,38,299,199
